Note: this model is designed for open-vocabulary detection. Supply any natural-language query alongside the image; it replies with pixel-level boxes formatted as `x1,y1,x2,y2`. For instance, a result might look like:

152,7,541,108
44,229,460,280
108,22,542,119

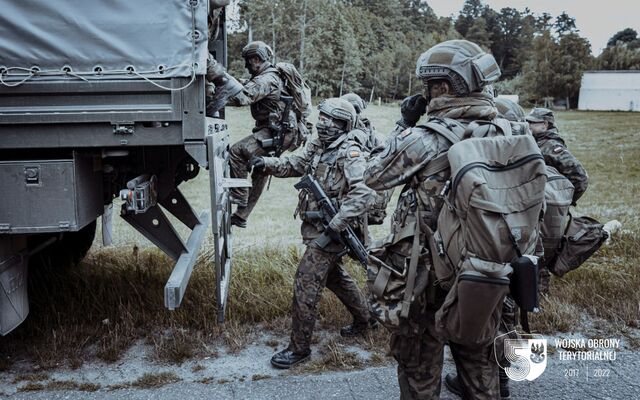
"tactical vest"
295,142,349,231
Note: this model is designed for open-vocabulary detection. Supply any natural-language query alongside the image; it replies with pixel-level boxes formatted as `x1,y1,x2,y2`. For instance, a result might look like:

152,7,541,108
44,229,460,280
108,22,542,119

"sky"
427,0,640,55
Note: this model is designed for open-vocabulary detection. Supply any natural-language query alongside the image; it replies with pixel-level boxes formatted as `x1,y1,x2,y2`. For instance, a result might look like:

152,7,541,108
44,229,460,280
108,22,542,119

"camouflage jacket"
227,63,287,130
534,129,588,204
263,132,374,252
365,126,452,246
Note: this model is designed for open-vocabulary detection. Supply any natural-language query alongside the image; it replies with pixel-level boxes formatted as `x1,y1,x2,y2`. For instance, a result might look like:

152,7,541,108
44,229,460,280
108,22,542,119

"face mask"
316,120,343,144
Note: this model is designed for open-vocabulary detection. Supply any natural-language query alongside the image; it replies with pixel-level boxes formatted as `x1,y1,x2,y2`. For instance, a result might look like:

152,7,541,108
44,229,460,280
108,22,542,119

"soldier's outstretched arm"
328,144,375,232
262,140,319,178
364,128,437,191
227,73,280,107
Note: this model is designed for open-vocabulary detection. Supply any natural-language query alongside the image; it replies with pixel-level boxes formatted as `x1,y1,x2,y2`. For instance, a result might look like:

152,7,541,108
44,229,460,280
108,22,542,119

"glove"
398,94,428,128
324,224,343,244
249,156,265,172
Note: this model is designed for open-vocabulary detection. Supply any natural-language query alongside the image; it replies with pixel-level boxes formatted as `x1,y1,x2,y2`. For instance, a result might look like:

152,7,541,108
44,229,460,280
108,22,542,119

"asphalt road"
6,348,639,400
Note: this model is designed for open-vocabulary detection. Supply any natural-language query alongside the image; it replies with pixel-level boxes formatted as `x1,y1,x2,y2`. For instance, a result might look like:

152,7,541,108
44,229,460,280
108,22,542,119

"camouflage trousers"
496,294,518,367
390,286,500,400
289,245,370,354
538,259,552,295
229,131,271,221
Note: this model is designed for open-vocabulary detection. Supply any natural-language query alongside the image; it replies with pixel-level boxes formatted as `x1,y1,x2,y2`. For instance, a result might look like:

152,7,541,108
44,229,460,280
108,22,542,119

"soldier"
225,41,298,228
340,92,382,149
526,107,588,205
526,107,589,294
253,98,376,369
442,95,524,400
364,40,504,399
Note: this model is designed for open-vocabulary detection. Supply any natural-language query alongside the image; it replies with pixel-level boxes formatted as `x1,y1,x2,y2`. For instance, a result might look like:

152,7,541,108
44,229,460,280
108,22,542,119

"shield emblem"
494,331,548,381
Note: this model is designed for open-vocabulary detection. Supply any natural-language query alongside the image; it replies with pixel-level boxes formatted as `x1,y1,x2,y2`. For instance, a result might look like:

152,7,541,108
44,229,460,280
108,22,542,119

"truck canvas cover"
0,0,209,81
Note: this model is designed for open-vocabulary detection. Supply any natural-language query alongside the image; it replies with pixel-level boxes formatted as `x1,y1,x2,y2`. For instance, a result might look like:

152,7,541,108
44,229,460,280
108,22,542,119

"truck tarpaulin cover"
0,0,209,80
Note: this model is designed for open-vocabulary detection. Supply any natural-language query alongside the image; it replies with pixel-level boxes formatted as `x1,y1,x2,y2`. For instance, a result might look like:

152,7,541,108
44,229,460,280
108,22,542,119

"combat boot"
340,318,379,337
270,348,311,369
230,214,247,228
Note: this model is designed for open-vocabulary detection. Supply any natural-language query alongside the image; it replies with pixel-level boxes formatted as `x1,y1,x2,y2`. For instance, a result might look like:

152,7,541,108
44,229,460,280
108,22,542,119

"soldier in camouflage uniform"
252,98,376,369
364,40,504,400
224,41,298,228
526,107,589,294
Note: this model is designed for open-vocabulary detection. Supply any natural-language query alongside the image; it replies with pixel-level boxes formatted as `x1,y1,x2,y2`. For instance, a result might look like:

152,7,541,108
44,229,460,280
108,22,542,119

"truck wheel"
30,221,97,269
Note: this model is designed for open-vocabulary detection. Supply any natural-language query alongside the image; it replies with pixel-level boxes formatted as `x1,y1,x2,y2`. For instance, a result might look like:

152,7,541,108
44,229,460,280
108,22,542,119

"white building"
578,71,640,112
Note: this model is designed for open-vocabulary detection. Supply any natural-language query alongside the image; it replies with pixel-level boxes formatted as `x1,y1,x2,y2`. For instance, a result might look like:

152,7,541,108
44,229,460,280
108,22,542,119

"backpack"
538,166,607,277
541,166,574,263
428,127,547,346
549,215,607,277
275,62,312,120
367,117,543,332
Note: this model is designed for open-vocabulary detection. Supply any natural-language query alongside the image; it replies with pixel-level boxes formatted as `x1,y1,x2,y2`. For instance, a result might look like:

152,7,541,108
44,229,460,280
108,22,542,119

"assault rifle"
294,175,368,268
262,95,294,157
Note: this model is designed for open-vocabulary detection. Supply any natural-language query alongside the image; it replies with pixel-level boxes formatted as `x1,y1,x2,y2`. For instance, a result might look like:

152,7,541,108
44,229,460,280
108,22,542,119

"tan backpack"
430,133,547,346
541,166,574,263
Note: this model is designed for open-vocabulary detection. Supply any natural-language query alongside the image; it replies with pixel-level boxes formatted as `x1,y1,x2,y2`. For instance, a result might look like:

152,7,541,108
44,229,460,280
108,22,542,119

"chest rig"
295,144,346,226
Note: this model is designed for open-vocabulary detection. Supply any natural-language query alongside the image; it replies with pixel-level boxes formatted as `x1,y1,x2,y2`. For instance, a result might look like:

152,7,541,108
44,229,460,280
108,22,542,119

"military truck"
0,0,243,335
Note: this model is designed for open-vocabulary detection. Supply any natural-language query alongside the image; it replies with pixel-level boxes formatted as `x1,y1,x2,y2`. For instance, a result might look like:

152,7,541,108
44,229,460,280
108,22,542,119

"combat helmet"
340,93,367,115
317,98,357,131
416,40,501,96
526,108,555,127
495,98,526,122
241,41,273,62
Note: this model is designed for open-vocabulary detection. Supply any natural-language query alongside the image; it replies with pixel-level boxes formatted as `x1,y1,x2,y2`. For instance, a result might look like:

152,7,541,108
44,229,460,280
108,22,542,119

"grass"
301,339,365,374
0,105,639,375
131,372,181,388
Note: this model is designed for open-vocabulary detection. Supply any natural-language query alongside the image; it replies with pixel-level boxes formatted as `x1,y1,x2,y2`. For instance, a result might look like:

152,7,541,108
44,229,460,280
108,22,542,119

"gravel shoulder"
2,331,639,400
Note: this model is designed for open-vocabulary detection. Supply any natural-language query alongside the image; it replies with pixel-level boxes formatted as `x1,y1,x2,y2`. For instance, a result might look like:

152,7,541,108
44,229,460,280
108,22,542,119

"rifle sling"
372,265,391,298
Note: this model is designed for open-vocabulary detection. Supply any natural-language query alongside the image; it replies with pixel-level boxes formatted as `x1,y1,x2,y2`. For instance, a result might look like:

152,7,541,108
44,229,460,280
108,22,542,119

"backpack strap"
422,152,450,177
419,119,463,177
422,119,463,145
401,208,421,318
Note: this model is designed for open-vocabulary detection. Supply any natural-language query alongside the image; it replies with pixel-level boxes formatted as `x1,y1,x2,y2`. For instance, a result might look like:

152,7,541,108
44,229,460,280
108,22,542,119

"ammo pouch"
435,257,510,347
549,214,607,277
366,212,430,330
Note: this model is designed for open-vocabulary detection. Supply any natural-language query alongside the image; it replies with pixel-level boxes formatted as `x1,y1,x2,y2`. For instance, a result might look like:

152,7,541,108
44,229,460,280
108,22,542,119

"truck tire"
30,221,97,269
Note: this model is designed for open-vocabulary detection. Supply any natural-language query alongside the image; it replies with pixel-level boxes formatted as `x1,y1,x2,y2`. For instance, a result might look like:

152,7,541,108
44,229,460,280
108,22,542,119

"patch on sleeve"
553,146,564,154
349,150,361,158
399,128,412,139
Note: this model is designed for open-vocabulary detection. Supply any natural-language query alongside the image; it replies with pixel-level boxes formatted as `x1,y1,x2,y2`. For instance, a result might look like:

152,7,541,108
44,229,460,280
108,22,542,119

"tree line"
228,0,640,108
